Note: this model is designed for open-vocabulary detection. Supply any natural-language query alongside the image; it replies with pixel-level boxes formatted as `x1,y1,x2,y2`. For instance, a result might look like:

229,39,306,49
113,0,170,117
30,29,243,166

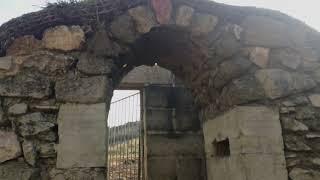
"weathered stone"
310,158,320,166
110,14,137,43
209,24,242,59
213,57,252,88
175,5,194,26
43,25,85,51
289,168,320,180
270,49,301,69
282,96,309,107
281,117,309,131
128,6,157,33
255,69,316,99
0,130,22,163
8,103,28,115
220,75,265,106
306,133,320,139
0,160,39,180
55,75,111,104
151,0,172,24
0,56,12,70
0,105,4,125
191,13,218,35
18,51,75,76
22,140,37,166
77,53,114,75
57,103,107,168
248,47,270,68
38,143,56,158
0,70,52,99
284,135,311,151
87,28,121,57
308,94,320,107
16,113,55,137
242,16,306,47
7,35,43,56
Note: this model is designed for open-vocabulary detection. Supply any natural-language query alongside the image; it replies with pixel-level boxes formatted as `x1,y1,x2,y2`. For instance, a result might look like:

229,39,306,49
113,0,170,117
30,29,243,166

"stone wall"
0,0,320,179
143,85,205,180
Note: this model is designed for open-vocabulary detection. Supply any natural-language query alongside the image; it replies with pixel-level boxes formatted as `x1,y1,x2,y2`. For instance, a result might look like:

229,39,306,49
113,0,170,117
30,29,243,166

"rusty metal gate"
107,92,143,180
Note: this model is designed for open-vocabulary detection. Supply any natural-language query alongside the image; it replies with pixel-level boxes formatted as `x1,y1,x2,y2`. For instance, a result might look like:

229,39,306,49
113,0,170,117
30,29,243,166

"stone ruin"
0,0,320,179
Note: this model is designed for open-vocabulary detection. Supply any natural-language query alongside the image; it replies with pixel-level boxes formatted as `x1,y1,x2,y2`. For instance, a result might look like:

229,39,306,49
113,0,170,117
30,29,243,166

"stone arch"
0,0,320,179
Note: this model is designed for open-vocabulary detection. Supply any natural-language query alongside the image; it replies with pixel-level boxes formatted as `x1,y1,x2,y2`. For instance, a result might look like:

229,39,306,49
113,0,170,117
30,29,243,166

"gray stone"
19,51,75,76
16,113,55,137
77,53,114,75
281,117,308,131
255,69,316,99
191,13,218,35
270,49,301,69
0,70,52,99
175,5,194,26
22,140,37,166
49,168,105,180
213,57,252,88
248,47,270,68
0,56,12,70
111,14,137,43
57,103,107,168
0,161,39,180
308,94,320,107
43,25,85,51
55,75,111,104
87,28,121,57
29,99,59,112
38,143,56,158
311,158,320,166
220,75,265,106
242,16,306,47
128,6,157,33
289,168,320,180
0,105,4,124
284,135,311,151
8,103,28,115
0,130,22,163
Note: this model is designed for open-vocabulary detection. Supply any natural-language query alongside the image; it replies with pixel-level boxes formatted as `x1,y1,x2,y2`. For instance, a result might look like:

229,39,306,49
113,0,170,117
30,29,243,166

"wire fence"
107,92,143,180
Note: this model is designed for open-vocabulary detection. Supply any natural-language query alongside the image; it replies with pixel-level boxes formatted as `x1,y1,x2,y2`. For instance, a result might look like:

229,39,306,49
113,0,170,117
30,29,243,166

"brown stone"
289,168,320,180
248,47,270,68
151,0,172,24
128,6,157,33
0,130,22,163
43,25,85,51
0,56,12,71
191,13,218,35
7,35,42,56
175,5,194,26
308,94,320,107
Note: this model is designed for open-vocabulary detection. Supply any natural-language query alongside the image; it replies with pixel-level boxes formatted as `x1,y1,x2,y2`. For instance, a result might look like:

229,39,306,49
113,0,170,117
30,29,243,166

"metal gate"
107,92,143,180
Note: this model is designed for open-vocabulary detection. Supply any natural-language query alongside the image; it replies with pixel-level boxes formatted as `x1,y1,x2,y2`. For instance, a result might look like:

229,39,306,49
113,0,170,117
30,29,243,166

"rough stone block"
255,69,316,99
0,56,12,70
0,161,39,180
289,168,320,180
7,35,43,56
175,5,194,26
0,70,52,99
8,103,28,115
111,14,137,43
175,109,200,131
55,75,111,104
242,15,306,47
191,13,218,35
128,6,157,33
77,53,114,75
43,25,85,51
248,47,270,68
308,94,320,107
0,130,22,163
57,103,107,168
